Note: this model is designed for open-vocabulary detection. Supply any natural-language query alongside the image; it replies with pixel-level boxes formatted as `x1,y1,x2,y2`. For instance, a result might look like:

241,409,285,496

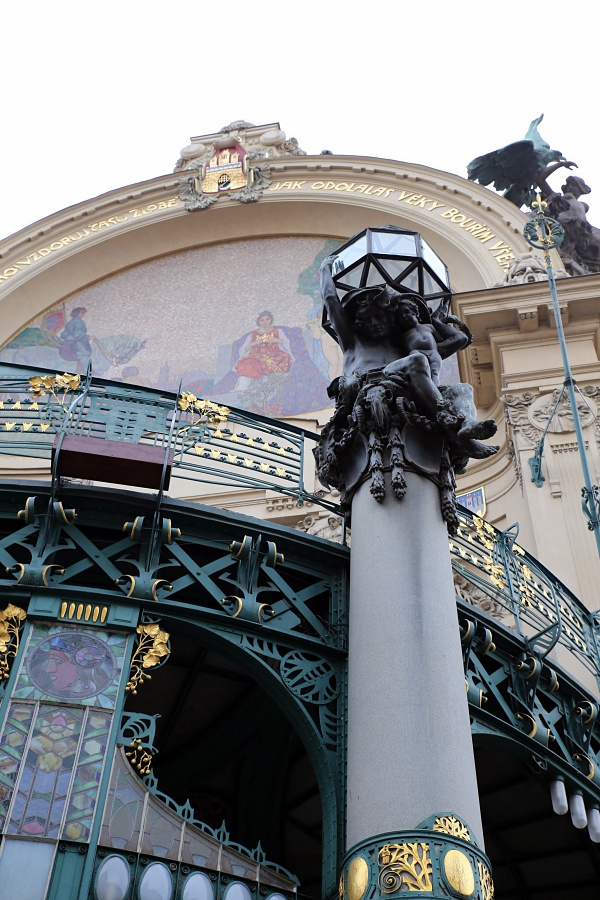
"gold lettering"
427,200,445,211
280,181,294,189
49,241,63,251
311,182,325,190
335,183,350,191
440,207,460,218
398,190,414,201
477,230,495,243
408,195,439,208
290,181,306,189
15,258,32,266
383,189,395,198
354,184,370,193
451,213,468,224
371,187,386,196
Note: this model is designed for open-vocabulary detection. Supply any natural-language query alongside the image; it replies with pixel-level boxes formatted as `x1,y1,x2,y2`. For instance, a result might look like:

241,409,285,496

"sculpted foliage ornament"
126,623,170,694
0,604,26,680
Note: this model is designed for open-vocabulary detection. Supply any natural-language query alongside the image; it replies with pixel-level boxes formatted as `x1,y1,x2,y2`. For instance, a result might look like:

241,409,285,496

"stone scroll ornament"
314,242,499,534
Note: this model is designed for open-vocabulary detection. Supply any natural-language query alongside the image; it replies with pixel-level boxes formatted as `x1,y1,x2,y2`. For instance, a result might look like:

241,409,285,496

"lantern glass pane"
371,231,416,255
378,258,414,283
339,264,364,288
398,269,420,293
421,241,449,285
365,262,386,287
422,270,443,297
334,236,368,273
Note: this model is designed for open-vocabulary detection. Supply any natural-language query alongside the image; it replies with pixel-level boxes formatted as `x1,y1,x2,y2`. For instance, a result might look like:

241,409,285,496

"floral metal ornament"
28,372,81,401
125,623,170,695
433,815,472,842
177,391,230,452
0,604,26,680
378,842,433,893
125,737,154,775
477,861,495,900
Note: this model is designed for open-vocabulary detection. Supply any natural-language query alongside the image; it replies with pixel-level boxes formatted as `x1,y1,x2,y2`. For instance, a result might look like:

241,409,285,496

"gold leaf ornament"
126,623,171,693
0,604,26,680
178,391,197,411
55,372,81,391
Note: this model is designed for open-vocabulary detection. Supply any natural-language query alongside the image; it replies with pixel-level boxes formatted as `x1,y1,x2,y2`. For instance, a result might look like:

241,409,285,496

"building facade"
0,121,598,899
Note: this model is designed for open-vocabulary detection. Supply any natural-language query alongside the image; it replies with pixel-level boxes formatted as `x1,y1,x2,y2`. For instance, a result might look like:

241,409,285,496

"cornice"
0,155,563,307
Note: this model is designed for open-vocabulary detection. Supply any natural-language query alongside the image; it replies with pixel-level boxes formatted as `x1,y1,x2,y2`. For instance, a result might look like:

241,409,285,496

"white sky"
1,1,598,241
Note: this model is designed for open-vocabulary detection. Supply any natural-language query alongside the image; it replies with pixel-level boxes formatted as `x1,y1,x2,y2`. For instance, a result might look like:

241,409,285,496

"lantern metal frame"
322,225,452,341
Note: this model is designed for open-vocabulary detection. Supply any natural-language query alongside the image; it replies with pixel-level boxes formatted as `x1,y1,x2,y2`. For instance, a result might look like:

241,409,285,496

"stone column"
342,472,492,900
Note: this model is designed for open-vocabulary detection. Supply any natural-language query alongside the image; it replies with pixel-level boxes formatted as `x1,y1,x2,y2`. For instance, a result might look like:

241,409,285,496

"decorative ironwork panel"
451,510,599,684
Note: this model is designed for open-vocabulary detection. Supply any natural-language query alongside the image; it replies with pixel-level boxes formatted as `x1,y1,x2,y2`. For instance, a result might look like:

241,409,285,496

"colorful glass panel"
62,709,112,841
7,703,83,836
0,701,35,830
13,624,127,709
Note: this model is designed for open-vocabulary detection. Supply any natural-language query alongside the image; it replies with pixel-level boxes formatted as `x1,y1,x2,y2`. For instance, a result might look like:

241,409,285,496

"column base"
341,814,493,900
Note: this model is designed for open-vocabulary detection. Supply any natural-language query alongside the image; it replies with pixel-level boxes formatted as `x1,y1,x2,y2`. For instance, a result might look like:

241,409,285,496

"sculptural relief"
494,252,548,286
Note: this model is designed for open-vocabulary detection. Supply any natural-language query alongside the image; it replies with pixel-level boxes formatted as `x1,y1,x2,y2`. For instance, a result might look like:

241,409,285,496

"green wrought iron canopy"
322,225,452,341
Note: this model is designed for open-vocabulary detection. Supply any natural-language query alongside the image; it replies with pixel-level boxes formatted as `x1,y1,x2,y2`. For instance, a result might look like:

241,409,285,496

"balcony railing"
0,361,599,686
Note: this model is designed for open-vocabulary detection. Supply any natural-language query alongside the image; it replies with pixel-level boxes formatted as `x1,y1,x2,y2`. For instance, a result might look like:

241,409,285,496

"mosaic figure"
25,632,117,702
234,311,293,390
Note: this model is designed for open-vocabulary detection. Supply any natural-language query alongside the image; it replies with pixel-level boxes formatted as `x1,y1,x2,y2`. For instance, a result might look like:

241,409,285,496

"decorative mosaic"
0,237,459,419
14,623,127,709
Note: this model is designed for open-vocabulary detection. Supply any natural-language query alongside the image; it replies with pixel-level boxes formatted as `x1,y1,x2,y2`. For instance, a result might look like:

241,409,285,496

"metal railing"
1,360,599,684
0,362,339,512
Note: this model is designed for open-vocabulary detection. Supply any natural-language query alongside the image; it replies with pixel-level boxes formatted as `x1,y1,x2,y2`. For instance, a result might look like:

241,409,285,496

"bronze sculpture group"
315,258,499,532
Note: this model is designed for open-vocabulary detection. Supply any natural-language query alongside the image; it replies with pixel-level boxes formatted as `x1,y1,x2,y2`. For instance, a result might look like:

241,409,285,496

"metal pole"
524,199,600,557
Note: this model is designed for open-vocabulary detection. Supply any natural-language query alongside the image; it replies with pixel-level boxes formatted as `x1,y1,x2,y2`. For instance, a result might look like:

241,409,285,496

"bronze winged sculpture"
467,114,576,209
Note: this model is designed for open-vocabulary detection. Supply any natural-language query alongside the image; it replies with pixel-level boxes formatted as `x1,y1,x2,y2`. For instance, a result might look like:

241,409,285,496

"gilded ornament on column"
433,815,472,842
0,604,26,680
346,857,369,900
378,842,433,893
125,623,170,694
443,849,475,896
477,861,495,900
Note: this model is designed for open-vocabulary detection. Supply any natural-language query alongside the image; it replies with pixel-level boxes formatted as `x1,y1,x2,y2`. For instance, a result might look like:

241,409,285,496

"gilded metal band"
341,814,493,900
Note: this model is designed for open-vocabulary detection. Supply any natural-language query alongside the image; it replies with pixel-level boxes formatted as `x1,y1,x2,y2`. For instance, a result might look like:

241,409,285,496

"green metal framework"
0,364,600,896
